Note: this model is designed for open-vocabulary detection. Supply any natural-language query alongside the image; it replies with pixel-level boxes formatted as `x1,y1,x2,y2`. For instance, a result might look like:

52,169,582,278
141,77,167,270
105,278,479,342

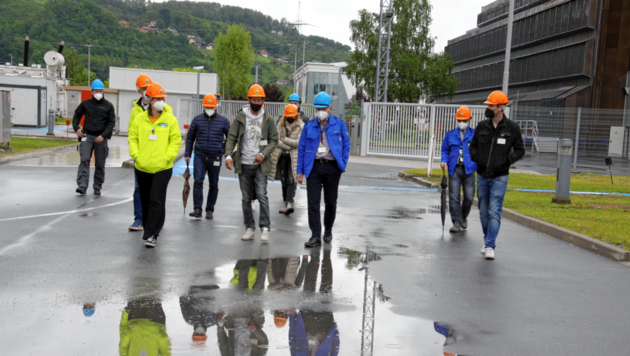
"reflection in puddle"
7,145,129,167
388,206,441,220
3,247,465,355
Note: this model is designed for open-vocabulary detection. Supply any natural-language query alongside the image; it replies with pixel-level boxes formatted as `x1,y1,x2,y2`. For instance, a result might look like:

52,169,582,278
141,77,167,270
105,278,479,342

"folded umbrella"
440,167,448,233
182,162,191,214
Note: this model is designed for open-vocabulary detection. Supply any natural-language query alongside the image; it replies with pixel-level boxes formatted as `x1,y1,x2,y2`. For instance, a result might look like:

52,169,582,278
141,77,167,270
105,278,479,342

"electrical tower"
374,0,393,103
360,248,377,356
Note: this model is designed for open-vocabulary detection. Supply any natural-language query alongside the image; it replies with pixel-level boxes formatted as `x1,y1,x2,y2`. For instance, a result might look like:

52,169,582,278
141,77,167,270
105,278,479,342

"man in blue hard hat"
296,92,350,248
288,93,311,123
72,79,116,196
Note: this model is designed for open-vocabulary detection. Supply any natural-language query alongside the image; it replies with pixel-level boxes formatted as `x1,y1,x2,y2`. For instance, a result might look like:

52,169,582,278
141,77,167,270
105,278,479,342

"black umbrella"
182,162,191,214
440,167,448,233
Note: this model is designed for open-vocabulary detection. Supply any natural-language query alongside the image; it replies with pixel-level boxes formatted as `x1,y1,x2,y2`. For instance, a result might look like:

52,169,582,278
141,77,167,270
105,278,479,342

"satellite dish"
44,51,65,67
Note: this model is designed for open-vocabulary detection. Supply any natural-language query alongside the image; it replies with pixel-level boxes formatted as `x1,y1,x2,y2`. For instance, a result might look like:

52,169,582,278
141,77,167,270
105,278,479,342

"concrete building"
109,67,219,133
293,62,356,119
444,0,630,112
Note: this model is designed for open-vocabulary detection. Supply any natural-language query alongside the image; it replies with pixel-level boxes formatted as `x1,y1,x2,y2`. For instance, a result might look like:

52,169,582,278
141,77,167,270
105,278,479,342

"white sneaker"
261,227,270,242
481,245,487,255
485,247,495,260
241,228,255,241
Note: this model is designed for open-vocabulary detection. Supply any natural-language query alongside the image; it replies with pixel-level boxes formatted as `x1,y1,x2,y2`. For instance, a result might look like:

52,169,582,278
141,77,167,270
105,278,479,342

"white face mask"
457,122,469,130
93,93,103,101
317,110,329,121
153,100,165,112
205,109,215,117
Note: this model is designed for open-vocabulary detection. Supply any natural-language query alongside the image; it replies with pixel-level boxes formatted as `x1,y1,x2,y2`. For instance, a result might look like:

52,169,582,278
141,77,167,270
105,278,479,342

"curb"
398,171,440,189
122,141,186,168
0,143,79,163
399,170,630,263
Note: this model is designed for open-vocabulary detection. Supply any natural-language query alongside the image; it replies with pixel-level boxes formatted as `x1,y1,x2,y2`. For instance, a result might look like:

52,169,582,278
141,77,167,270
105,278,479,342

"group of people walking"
72,75,521,259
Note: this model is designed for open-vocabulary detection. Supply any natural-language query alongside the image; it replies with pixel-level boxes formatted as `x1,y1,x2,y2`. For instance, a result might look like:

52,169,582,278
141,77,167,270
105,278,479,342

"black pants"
136,168,172,239
278,152,297,204
306,160,342,239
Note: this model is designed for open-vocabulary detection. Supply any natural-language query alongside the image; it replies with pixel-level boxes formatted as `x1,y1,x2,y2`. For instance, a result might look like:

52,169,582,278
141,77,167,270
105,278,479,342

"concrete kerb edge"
398,171,440,189
398,170,630,263
122,141,186,169
0,143,80,163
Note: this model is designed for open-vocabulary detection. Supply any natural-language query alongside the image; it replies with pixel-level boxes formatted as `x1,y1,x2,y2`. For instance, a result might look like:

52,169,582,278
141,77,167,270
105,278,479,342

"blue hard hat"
288,93,301,103
91,79,105,90
83,308,95,317
313,92,332,108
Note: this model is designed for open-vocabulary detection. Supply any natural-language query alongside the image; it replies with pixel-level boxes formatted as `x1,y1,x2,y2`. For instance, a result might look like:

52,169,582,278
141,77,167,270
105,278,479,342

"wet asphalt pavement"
1,161,629,355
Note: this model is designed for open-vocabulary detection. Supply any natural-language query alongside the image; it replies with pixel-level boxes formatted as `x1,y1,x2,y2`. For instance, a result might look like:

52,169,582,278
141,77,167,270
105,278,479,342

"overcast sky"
154,0,491,52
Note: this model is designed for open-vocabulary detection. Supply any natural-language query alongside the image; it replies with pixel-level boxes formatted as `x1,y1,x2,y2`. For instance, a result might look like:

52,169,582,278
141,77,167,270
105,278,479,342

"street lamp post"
254,62,261,84
9,54,12,66
193,66,204,115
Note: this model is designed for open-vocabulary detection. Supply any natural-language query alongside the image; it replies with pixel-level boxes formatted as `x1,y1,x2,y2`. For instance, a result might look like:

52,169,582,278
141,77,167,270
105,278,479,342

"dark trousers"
193,154,222,212
76,134,108,191
448,165,475,223
133,172,142,221
136,168,172,239
306,161,342,239
278,152,297,204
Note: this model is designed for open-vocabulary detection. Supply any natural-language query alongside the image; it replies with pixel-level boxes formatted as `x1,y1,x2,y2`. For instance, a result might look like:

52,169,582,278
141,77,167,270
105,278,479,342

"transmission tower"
360,248,377,356
374,0,393,103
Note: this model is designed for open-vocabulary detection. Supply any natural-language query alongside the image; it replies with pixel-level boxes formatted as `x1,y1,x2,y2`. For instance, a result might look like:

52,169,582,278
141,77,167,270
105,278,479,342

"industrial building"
108,67,219,133
443,0,630,114
293,62,356,119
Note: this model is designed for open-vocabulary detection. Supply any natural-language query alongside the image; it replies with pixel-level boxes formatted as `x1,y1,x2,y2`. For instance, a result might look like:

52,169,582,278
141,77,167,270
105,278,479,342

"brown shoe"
279,203,289,214
285,203,295,216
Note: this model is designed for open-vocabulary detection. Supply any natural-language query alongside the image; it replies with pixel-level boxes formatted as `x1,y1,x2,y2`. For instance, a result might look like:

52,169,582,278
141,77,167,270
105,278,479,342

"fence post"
427,104,436,177
359,103,370,156
573,107,581,170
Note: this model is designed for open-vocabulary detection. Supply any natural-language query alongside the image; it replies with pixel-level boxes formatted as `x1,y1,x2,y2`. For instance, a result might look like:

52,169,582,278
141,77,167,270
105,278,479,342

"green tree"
214,25,254,99
65,47,96,86
345,0,458,102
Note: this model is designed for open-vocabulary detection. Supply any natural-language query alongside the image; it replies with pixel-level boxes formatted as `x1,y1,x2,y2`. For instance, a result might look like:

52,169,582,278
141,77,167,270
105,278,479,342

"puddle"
6,145,129,167
387,207,442,219
0,247,464,355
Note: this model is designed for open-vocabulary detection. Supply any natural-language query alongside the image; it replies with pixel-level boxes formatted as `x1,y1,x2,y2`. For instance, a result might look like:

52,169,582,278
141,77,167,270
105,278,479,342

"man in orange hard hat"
185,93,231,220
470,91,525,260
441,106,477,233
224,84,278,242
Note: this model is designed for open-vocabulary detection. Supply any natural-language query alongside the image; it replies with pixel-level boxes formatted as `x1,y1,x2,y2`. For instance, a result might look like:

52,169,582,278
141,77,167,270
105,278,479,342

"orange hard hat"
146,83,167,98
136,74,153,88
203,94,218,108
456,106,472,121
274,316,288,328
484,90,509,105
192,335,208,343
248,84,265,98
284,104,298,118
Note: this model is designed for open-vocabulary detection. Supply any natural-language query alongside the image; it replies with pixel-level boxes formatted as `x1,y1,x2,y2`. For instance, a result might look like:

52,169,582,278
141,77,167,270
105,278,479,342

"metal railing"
516,120,540,153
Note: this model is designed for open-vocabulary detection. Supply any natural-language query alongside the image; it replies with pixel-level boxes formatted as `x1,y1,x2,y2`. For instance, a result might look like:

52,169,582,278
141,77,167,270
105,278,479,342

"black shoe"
189,210,202,218
94,190,101,196
76,187,86,195
323,230,333,244
145,236,157,248
304,236,321,248
206,211,213,219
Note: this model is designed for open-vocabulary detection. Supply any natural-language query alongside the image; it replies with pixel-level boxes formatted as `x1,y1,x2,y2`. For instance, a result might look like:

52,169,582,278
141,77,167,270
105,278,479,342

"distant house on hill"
167,27,178,34
277,57,289,64
277,31,284,36
260,50,269,58
148,21,156,28
188,37,203,48
206,44,214,50
119,20,128,27
139,26,149,33
271,30,277,34
276,79,289,86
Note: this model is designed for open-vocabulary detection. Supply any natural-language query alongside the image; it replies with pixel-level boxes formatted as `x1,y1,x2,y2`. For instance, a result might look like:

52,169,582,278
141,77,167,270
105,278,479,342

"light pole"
502,0,515,94
9,54,12,66
193,66,204,115
86,44,93,86
221,66,225,99
254,62,261,84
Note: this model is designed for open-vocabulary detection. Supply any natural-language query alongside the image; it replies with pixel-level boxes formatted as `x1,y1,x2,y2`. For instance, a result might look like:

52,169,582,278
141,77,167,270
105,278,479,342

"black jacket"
185,112,231,158
72,97,116,139
469,117,525,178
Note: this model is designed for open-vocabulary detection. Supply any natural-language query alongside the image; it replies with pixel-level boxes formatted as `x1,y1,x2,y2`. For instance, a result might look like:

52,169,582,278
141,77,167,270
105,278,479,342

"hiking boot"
206,211,213,219
189,210,202,218
285,203,295,216
323,230,333,244
485,247,495,260
128,220,143,231
449,221,462,233
304,236,321,248
241,228,255,241
481,245,487,255
145,236,157,248
94,190,101,196
461,219,468,229
76,187,86,195
279,204,289,214
261,227,270,242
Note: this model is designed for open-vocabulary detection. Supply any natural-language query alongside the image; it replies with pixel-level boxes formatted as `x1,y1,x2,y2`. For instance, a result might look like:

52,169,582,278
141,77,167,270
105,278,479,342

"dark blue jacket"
289,313,339,356
297,115,350,178
441,127,477,175
185,112,231,158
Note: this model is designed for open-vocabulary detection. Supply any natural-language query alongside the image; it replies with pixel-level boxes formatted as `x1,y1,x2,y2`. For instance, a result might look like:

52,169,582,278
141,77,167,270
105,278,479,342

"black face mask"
484,108,495,119
286,118,295,124
250,103,262,112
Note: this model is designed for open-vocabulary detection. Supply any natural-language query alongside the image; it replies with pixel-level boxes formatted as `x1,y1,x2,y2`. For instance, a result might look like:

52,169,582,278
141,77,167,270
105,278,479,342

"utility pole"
502,0,515,94
9,54,12,66
302,39,306,67
221,66,225,99
374,0,393,103
254,62,261,84
86,44,93,86
294,48,297,72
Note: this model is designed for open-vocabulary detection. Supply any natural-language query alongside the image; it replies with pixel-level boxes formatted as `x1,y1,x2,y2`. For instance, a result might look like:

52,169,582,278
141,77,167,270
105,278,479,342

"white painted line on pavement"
0,198,133,223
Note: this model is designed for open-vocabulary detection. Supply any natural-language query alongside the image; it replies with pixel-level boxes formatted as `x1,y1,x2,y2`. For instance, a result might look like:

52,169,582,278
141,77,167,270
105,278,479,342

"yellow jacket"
129,110,182,174
128,99,172,132
119,310,171,356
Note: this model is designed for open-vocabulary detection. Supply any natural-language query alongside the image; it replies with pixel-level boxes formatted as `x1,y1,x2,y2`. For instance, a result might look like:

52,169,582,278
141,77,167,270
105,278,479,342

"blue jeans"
193,154,222,212
133,172,142,221
477,175,509,249
239,164,270,230
449,165,475,224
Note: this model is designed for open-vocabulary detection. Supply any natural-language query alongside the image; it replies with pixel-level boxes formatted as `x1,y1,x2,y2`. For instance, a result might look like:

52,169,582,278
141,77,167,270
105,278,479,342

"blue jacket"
441,127,477,175
185,112,231,158
297,115,350,178
289,313,339,356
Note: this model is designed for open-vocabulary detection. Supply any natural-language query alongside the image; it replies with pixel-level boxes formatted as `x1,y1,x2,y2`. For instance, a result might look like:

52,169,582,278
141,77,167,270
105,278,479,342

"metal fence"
215,100,316,122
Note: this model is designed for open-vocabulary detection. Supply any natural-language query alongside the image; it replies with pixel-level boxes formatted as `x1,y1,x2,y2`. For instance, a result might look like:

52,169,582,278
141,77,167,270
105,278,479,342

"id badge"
81,137,87,142
213,161,220,167
149,134,158,141
497,138,506,145
260,140,268,146
318,147,327,153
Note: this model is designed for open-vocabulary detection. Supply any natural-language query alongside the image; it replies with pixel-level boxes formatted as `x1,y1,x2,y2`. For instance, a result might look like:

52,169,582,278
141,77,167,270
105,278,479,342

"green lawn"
404,169,630,250
1,137,75,154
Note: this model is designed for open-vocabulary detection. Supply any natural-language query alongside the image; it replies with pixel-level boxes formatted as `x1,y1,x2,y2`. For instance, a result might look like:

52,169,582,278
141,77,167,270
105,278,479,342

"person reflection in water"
119,297,171,356
83,303,96,317
289,247,340,355
179,284,220,348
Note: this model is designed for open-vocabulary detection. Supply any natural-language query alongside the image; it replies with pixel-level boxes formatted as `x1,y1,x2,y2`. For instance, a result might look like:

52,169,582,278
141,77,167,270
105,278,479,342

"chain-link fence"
215,100,315,122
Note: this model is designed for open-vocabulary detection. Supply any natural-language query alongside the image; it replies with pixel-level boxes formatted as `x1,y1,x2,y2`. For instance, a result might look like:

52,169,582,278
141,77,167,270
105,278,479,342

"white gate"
363,103,486,159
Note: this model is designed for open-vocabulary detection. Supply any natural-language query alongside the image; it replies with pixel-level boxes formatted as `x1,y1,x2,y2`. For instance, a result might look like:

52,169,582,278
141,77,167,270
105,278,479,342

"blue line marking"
12,126,67,132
